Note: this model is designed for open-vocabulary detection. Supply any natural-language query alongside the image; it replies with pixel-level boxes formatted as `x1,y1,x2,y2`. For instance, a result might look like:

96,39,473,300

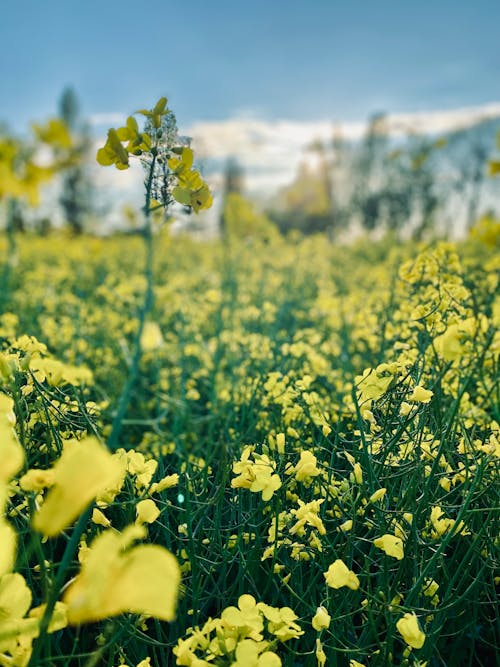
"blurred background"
1,0,499,239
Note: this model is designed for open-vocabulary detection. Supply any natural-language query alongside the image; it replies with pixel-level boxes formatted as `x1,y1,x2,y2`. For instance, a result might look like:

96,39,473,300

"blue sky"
1,0,499,133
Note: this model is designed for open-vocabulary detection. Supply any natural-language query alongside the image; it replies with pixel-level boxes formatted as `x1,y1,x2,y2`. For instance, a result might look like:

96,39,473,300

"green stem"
107,154,156,452
27,505,93,667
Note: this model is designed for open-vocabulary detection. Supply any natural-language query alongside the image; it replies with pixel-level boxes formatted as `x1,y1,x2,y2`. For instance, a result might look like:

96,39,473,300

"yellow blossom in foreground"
312,606,331,631
19,468,55,492
33,437,123,537
0,521,17,576
324,559,360,590
408,385,433,404
374,534,405,560
0,393,24,482
350,660,367,667
63,525,180,624
136,499,160,524
396,612,426,649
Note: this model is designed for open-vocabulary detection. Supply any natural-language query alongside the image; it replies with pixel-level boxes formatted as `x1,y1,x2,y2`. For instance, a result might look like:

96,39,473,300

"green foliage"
223,192,280,242
0,230,498,666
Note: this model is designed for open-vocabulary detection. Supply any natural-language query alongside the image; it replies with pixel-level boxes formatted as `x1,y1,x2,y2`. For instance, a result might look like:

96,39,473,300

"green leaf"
96,147,114,166
172,186,192,206
489,160,500,176
153,97,168,115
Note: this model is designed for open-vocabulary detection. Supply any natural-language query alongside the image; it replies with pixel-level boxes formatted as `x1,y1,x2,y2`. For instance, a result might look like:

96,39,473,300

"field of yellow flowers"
0,228,498,667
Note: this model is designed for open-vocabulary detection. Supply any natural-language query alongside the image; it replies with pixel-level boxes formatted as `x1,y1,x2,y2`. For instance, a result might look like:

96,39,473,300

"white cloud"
90,101,500,202
185,101,500,196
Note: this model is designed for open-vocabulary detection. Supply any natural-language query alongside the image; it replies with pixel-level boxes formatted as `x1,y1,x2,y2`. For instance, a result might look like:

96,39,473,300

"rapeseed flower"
312,606,331,631
33,437,123,537
316,638,327,666
408,385,433,404
135,499,160,524
396,612,426,649
373,534,405,560
231,639,281,666
63,525,180,623
324,560,360,590
221,595,264,639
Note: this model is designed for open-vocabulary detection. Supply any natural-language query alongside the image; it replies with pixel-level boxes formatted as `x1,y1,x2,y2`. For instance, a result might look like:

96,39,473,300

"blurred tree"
353,112,390,230
223,192,279,243
269,139,335,235
220,158,244,238
58,87,93,234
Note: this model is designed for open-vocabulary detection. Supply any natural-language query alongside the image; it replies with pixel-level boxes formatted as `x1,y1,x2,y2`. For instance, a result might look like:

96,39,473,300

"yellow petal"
324,559,360,590
0,519,17,576
135,499,160,524
396,612,426,649
64,528,180,624
33,437,123,537
373,534,405,560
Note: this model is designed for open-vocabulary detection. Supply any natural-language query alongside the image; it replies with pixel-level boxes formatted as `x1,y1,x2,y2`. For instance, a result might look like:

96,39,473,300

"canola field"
0,229,498,667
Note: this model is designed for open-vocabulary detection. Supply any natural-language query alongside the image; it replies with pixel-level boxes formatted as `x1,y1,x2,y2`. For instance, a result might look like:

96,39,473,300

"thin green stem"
107,153,156,452
27,505,93,667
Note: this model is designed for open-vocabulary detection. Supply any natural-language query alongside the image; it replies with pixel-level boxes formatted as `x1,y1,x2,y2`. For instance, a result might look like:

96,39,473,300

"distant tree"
223,193,279,243
353,112,390,230
58,86,93,234
268,139,336,235
220,158,244,238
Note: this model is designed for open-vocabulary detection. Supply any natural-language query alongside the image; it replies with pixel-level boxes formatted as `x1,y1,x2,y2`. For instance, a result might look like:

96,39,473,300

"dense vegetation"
0,224,498,666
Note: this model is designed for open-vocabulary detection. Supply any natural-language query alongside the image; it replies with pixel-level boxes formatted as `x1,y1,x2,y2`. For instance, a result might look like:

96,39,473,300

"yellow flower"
350,661,367,667
140,321,163,351
0,393,24,482
261,605,303,641
408,385,433,404
339,519,353,532
92,508,111,528
0,521,17,576
63,525,180,624
250,463,281,501
136,499,160,524
172,167,213,212
19,468,55,493
312,606,331,631
316,638,326,666
396,612,426,649
324,560,360,590
221,595,264,639
33,437,124,537
290,499,325,536
276,432,286,454
96,128,130,170
0,573,31,625
373,534,405,560
150,473,179,493
167,146,194,175
292,450,321,483
231,639,281,666
369,488,387,504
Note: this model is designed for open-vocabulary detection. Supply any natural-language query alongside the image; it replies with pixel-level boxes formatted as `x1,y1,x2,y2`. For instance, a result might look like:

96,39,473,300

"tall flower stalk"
97,97,212,451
